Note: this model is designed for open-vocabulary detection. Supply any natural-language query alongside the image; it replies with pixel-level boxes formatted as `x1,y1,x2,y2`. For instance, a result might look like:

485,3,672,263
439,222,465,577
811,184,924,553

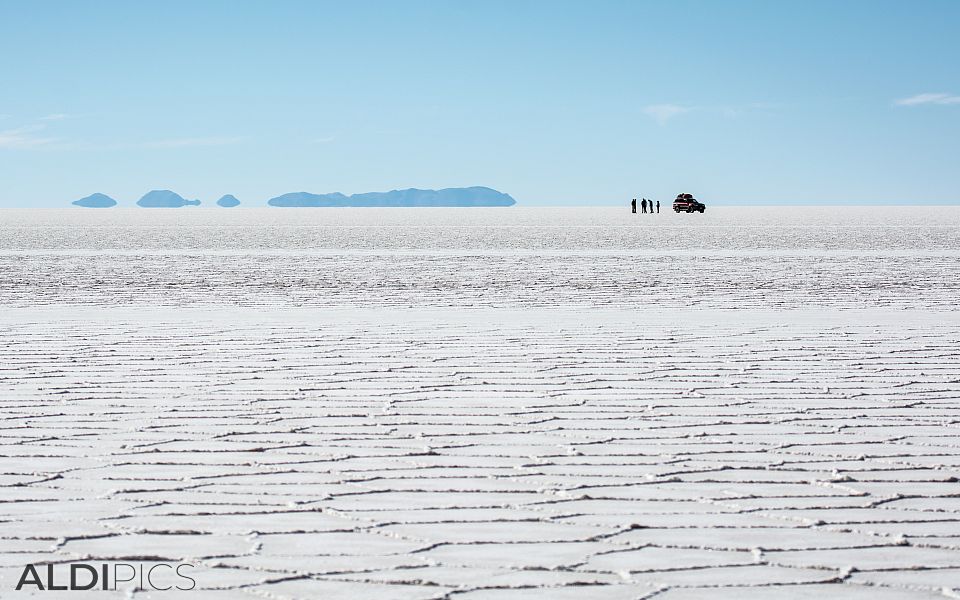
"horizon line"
8,201,959,209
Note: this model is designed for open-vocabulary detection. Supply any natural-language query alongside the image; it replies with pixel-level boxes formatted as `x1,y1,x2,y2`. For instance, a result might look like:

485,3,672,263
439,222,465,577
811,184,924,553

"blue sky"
1,0,958,206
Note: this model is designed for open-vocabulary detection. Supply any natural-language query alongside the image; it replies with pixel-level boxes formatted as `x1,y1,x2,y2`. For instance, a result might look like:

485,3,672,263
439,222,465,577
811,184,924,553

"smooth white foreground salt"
0,207,958,598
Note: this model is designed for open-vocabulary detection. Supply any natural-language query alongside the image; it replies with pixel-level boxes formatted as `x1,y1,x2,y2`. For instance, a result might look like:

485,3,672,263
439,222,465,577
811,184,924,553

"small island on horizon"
217,194,241,207
137,190,201,208
70,186,516,208
72,193,118,208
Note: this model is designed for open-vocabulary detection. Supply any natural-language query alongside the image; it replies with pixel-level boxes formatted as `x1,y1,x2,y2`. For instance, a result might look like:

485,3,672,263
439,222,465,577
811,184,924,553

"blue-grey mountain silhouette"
72,193,117,208
217,194,241,207
268,187,516,207
137,190,201,208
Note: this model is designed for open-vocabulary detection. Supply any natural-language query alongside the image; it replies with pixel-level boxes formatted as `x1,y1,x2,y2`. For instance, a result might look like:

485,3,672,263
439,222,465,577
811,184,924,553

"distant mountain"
217,194,241,207
268,187,516,207
72,193,117,208
137,190,201,208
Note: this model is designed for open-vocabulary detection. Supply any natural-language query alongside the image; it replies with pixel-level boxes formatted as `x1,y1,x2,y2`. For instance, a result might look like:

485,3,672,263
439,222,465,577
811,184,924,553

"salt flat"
0,207,959,598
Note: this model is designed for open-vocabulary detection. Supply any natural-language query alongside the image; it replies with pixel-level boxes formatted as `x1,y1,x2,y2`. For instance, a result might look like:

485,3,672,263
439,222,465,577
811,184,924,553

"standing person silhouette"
656,200,660,213
641,198,647,213
631,198,637,214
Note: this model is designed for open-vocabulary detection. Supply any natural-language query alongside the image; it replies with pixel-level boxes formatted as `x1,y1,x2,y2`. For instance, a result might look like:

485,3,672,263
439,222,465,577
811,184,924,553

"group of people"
631,198,659,214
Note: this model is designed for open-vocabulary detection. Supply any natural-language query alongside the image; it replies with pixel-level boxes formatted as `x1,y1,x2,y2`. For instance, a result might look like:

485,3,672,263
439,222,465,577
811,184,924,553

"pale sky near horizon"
1,0,958,207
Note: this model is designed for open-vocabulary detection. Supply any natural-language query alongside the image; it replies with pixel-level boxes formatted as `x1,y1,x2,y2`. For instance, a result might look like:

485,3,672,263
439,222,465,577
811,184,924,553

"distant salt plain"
1,207,959,598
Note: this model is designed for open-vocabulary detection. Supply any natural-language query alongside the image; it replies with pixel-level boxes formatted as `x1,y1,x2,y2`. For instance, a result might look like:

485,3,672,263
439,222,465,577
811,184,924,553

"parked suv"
673,193,705,213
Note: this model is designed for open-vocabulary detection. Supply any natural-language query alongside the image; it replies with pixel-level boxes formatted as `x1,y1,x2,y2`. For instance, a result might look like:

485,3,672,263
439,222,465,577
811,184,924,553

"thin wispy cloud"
642,104,691,125
39,113,70,121
746,102,783,110
310,135,336,144
0,129,247,151
143,136,245,149
895,93,960,106
643,101,779,124
0,125,58,149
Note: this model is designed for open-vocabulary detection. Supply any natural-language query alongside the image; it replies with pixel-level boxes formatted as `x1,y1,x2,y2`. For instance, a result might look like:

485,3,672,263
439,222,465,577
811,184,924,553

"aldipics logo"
16,563,196,591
